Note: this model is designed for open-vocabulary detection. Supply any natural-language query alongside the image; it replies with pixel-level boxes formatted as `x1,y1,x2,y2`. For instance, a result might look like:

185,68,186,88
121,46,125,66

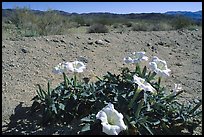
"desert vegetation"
2,7,202,38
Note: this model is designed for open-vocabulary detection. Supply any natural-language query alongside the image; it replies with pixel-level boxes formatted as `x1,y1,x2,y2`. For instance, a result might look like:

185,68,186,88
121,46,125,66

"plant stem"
128,89,141,109
74,72,77,88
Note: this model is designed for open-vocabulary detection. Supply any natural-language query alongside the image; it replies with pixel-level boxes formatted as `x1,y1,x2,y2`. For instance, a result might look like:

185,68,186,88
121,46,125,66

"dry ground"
2,26,202,134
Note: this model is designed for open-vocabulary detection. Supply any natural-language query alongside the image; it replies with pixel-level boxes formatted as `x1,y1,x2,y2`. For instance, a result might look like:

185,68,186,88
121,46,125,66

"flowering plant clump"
31,52,202,135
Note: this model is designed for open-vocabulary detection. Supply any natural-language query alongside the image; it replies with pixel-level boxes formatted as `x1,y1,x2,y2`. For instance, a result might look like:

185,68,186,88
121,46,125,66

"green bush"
87,23,109,33
31,54,202,135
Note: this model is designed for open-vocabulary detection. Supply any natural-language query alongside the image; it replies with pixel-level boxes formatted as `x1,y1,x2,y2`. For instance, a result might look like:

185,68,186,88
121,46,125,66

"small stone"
21,48,28,53
88,37,92,40
76,36,80,39
147,43,151,47
78,56,88,63
104,39,110,43
95,40,104,45
158,41,164,45
60,39,66,43
52,39,59,42
83,46,89,50
87,41,93,45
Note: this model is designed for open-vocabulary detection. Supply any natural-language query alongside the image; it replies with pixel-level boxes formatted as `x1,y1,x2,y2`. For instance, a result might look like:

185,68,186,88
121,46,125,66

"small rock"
104,39,110,43
88,37,92,40
147,43,151,47
87,41,93,45
78,56,88,63
76,36,80,39
21,48,28,53
151,46,155,50
52,39,59,42
69,42,74,46
158,41,164,45
60,39,66,43
95,40,104,45
9,64,15,67
83,46,89,50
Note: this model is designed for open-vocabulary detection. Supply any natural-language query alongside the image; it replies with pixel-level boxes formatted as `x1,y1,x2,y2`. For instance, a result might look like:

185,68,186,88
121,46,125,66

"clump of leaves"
31,64,202,135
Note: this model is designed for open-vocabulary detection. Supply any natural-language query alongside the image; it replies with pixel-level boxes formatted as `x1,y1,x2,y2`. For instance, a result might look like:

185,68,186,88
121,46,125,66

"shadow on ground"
2,102,75,135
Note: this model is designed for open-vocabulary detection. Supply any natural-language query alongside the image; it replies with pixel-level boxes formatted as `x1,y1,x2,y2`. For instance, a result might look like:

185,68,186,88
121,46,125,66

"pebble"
52,39,59,42
21,48,28,53
104,39,110,43
87,41,93,45
60,39,66,43
78,56,88,64
95,40,104,45
147,43,151,47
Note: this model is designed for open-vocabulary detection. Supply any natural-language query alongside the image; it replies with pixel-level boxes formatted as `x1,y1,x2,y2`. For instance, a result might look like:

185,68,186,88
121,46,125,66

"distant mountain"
165,10,202,21
2,8,202,23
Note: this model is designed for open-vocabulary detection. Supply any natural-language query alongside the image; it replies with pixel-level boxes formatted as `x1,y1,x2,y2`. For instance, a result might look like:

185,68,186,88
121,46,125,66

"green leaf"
47,80,51,96
81,124,91,132
81,116,94,122
59,103,65,111
141,66,147,78
72,94,77,100
141,123,154,135
63,72,69,89
51,104,57,114
36,89,42,99
135,99,144,119
37,84,45,99
189,101,202,114
135,64,141,76
148,72,157,81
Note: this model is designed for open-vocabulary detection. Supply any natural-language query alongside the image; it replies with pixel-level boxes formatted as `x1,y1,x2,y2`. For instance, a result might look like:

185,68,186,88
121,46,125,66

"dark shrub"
87,23,109,33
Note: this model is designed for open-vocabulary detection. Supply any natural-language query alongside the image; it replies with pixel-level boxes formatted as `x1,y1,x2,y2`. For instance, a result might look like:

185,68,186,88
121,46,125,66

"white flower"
66,61,86,73
133,75,156,93
52,62,69,74
149,56,171,77
173,83,182,95
96,103,127,135
124,52,148,64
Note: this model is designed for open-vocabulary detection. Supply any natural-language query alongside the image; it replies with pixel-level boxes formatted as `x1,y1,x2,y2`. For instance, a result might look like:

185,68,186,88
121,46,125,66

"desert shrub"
151,22,173,31
5,7,72,36
124,21,133,27
30,53,202,135
87,23,109,33
112,23,119,28
132,22,149,31
172,16,194,30
72,15,86,26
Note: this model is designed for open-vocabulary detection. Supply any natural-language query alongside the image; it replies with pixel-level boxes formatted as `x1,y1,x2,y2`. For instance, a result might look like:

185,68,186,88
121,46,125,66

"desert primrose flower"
52,62,69,74
149,56,171,77
124,51,148,64
66,61,86,73
133,75,156,93
96,103,127,135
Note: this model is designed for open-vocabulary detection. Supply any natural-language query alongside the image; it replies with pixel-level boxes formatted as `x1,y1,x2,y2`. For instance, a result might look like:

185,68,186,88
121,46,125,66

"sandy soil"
2,27,202,134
